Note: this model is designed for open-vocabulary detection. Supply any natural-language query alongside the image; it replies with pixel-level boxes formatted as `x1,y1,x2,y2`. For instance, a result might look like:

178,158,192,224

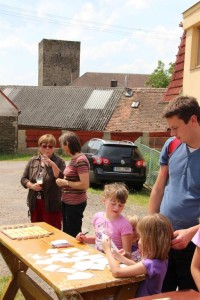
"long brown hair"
137,213,173,260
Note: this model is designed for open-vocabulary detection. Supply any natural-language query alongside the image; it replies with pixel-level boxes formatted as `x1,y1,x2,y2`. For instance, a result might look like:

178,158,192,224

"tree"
146,60,174,88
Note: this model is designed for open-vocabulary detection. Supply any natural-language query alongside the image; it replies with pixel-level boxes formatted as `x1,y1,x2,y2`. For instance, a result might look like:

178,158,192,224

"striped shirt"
61,154,89,205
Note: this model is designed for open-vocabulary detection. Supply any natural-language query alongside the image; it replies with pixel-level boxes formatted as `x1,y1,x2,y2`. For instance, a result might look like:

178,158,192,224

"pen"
83,231,89,235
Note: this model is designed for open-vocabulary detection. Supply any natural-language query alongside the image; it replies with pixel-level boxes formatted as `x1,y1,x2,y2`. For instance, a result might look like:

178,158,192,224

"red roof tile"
162,31,186,101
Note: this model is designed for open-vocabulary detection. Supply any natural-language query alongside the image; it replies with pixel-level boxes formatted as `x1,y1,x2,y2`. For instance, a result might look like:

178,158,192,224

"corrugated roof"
70,72,150,88
1,86,124,130
162,32,185,101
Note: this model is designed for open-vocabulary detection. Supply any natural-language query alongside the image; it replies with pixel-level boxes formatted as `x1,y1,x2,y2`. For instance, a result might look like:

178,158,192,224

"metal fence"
135,138,160,189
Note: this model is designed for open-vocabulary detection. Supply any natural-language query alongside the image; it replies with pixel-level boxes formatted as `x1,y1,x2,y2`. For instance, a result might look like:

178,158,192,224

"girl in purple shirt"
103,213,173,298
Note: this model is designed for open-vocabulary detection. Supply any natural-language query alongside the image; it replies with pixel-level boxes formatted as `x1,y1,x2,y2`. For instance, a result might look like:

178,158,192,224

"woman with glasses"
21,134,66,229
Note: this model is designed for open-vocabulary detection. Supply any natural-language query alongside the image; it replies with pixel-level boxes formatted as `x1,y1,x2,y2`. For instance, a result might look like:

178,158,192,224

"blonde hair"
103,182,129,204
38,134,56,147
128,215,140,230
137,213,173,260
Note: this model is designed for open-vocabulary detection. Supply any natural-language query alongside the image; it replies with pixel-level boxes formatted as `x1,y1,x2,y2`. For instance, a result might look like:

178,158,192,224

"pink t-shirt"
93,211,133,251
192,229,200,247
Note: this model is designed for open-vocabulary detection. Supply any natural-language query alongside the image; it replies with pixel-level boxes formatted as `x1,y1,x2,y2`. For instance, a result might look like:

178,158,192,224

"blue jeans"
62,201,87,237
162,242,198,291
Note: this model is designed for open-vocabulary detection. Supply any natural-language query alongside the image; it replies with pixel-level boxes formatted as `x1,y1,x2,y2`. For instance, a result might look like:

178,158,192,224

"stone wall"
0,116,18,153
38,39,80,86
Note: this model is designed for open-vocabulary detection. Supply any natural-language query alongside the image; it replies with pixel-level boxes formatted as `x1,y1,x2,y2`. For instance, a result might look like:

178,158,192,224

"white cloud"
124,0,155,10
0,0,196,85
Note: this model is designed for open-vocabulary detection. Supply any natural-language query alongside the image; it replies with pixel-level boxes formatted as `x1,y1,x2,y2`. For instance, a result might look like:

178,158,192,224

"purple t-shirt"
192,229,200,247
92,212,133,251
136,258,168,297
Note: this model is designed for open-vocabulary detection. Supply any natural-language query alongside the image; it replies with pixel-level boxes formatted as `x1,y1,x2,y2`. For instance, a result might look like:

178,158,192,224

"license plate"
113,167,131,172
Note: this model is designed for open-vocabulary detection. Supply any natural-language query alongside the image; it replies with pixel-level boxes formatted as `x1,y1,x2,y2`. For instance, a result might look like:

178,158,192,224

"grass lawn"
0,276,24,299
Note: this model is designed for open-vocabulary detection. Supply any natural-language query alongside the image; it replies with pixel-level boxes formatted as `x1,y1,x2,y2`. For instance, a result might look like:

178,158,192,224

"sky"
0,0,198,85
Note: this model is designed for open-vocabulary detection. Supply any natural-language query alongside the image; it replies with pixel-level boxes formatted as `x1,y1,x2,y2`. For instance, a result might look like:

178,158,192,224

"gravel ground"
0,161,147,298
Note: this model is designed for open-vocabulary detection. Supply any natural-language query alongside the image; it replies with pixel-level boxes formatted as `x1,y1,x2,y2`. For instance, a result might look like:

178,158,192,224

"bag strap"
168,138,181,157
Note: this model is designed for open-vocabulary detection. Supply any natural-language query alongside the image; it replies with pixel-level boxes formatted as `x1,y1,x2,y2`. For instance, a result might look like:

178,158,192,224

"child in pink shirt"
76,182,133,257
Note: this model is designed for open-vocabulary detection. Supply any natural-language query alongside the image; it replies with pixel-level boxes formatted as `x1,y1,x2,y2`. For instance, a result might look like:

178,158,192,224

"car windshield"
99,145,135,158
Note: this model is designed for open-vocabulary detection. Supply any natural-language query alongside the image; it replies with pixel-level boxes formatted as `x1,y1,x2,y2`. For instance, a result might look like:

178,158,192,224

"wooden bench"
129,289,200,300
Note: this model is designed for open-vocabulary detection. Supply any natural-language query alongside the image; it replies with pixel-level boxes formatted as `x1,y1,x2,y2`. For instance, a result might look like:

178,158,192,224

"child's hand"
112,250,124,262
102,238,111,252
76,232,87,243
118,248,126,256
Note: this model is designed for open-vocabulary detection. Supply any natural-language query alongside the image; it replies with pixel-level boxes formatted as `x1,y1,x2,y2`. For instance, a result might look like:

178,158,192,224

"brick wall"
0,116,18,153
26,129,62,147
19,129,170,151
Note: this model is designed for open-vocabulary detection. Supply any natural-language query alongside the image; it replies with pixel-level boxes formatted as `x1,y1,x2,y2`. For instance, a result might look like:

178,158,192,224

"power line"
0,3,181,40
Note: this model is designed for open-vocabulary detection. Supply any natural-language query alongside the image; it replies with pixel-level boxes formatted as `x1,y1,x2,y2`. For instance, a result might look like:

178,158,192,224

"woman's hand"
27,182,42,191
56,178,67,187
41,155,51,166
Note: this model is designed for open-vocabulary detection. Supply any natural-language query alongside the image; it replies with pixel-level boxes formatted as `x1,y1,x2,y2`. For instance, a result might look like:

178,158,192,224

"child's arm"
113,250,136,265
191,246,200,291
121,233,133,258
103,238,147,278
76,232,95,244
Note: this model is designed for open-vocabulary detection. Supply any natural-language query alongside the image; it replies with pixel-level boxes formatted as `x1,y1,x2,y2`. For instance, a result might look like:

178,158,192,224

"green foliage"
146,60,174,88
0,153,70,161
0,276,24,299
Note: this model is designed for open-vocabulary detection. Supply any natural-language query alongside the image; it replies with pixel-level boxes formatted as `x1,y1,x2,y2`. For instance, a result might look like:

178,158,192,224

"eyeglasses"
40,144,54,149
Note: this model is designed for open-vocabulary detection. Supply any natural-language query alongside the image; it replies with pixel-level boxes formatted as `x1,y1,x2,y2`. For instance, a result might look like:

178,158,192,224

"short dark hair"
163,96,200,124
59,131,81,155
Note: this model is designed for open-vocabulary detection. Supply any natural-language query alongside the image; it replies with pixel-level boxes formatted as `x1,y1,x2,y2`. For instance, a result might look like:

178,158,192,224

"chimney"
111,80,118,87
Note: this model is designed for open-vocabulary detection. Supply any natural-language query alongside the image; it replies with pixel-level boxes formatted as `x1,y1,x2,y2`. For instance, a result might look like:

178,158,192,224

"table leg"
0,243,55,300
17,271,54,300
0,243,28,300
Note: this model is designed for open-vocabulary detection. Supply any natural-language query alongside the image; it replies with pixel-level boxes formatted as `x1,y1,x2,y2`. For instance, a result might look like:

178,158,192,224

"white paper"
46,249,58,254
42,264,60,271
57,267,77,273
35,259,54,265
90,262,106,270
72,260,93,271
32,254,45,260
73,250,89,257
102,233,118,251
61,248,79,253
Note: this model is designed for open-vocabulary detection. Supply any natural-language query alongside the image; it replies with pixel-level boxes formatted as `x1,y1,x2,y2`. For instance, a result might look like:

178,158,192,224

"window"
191,26,200,68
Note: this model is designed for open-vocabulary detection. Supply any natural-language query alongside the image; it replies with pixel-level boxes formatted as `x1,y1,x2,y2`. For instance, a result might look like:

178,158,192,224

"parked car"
81,138,146,190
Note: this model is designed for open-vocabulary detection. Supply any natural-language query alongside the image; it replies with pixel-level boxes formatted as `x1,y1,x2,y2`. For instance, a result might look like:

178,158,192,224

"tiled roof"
106,88,168,132
162,31,185,101
70,72,150,88
1,86,124,131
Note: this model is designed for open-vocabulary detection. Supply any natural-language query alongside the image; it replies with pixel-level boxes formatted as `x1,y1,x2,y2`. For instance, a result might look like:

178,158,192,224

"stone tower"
38,39,80,86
